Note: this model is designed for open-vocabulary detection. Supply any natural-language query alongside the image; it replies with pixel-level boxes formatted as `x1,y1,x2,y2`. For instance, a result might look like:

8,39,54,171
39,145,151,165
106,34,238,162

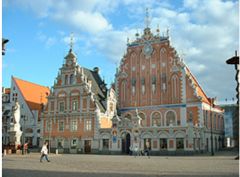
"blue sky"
2,0,239,103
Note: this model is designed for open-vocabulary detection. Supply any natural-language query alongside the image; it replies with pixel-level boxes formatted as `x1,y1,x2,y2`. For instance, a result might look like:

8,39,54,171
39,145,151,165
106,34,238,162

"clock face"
67,60,72,65
143,43,153,57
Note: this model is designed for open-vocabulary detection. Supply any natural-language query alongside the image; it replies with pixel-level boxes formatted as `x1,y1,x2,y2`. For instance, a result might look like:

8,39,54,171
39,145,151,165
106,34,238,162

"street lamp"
2,38,9,55
210,98,214,156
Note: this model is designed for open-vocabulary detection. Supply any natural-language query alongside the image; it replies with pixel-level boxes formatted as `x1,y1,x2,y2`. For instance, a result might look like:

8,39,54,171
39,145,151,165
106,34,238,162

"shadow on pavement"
3,169,239,177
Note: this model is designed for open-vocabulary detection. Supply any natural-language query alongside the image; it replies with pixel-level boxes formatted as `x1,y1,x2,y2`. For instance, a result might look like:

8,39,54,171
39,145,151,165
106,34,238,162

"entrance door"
122,133,131,154
84,140,91,153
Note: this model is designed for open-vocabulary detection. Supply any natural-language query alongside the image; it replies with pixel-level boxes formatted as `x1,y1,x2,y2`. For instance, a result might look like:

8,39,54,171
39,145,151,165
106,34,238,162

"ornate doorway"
122,133,131,154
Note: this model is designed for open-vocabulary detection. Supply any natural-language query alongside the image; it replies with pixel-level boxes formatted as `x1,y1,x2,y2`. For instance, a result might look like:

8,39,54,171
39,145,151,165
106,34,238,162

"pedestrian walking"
24,142,29,154
145,140,151,158
40,141,50,163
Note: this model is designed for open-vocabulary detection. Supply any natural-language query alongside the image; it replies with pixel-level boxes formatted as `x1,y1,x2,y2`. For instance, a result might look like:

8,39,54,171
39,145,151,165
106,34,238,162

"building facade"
99,25,225,155
5,77,50,148
220,101,238,147
2,87,12,146
40,47,116,153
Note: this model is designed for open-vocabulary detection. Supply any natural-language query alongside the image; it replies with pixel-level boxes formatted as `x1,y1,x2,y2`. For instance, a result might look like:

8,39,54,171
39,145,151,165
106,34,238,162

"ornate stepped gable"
116,24,212,108
50,48,108,112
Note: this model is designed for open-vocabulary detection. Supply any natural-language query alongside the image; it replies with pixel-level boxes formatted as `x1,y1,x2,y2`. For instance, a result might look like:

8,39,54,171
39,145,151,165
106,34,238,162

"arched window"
70,74,74,85
151,112,161,127
166,111,176,126
139,112,146,127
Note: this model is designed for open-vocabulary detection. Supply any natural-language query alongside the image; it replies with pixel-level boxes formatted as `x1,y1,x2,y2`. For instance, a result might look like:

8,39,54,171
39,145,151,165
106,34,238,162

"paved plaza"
2,151,239,177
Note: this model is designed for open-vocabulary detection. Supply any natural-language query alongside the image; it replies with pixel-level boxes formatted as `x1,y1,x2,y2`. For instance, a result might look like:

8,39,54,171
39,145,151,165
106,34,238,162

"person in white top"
40,141,50,162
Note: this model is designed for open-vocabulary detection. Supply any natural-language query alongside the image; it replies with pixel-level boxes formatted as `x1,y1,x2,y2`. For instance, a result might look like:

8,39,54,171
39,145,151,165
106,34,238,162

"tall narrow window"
71,120,77,131
121,81,127,103
188,111,193,124
152,76,156,93
59,121,64,131
166,111,176,126
171,75,179,101
70,74,74,84
214,114,216,130
85,120,92,131
46,120,52,132
205,111,208,128
50,101,54,111
152,112,161,127
139,112,146,127
141,78,145,94
59,102,64,112
161,73,167,92
72,100,78,111
65,75,68,85
131,78,136,95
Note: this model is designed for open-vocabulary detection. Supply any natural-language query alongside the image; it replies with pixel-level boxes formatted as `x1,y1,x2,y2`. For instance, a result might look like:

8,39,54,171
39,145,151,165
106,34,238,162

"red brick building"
103,26,225,155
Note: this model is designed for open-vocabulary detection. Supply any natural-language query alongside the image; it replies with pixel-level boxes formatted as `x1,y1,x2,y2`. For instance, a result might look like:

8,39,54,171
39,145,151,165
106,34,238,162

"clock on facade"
143,42,153,57
67,60,73,65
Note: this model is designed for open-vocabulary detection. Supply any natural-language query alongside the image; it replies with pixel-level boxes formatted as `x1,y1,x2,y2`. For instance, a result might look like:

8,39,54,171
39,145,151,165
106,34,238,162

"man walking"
40,141,50,162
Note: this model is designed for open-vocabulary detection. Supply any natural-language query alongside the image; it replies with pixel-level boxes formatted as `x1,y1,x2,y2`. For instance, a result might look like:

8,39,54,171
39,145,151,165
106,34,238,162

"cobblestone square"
2,151,239,177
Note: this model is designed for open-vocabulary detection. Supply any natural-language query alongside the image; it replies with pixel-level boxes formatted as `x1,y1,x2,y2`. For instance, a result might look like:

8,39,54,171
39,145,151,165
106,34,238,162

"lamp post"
210,98,214,156
21,115,26,155
48,117,51,154
226,50,239,160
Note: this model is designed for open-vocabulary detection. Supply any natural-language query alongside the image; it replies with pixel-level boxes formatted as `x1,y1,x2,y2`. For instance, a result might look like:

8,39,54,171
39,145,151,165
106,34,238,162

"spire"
145,8,150,28
69,32,74,51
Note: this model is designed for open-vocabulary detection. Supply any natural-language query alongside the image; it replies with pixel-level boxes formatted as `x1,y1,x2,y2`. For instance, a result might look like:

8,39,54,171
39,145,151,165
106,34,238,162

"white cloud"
37,32,56,48
4,0,239,101
187,62,206,74
69,11,112,34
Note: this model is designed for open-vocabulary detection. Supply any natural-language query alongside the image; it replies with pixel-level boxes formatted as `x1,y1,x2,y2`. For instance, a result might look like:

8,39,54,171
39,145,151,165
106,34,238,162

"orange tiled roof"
13,77,50,110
